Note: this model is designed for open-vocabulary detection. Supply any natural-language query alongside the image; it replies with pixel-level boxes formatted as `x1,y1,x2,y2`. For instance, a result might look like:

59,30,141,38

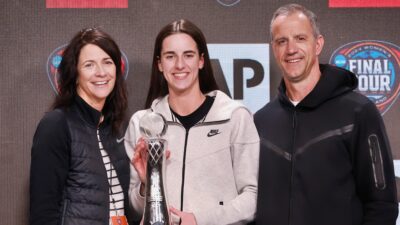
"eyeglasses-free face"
76,43,116,111
158,33,204,97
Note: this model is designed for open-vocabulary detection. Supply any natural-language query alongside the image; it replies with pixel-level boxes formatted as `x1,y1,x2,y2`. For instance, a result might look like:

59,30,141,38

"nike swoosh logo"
207,129,221,137
116,138,124,143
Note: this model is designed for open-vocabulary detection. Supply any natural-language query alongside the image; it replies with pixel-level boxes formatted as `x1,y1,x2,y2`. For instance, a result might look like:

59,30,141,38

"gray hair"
270,4,320,41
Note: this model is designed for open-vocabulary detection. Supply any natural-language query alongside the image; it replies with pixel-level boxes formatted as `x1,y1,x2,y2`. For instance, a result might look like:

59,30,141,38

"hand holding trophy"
139,112,170,225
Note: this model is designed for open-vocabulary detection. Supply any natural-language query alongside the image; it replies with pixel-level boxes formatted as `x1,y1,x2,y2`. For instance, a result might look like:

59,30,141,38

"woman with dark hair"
125,19,260,225
30,28,133,225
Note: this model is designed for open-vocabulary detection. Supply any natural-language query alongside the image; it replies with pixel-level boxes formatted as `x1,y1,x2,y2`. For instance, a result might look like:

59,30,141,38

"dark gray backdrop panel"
1,0,399,224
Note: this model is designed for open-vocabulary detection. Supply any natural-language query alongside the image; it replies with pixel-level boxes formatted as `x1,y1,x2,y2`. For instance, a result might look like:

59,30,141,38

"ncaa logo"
46,44,129,94
330,40,400,114
216,0,240,6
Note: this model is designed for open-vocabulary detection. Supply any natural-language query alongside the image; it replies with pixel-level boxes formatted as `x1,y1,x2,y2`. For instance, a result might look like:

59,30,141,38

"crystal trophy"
139,112,170,225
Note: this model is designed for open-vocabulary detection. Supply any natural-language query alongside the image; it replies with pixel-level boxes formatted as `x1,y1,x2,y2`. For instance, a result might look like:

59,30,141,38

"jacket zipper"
180,130,189,211
175,119,229,211
368,134,386,190
288,110,297,225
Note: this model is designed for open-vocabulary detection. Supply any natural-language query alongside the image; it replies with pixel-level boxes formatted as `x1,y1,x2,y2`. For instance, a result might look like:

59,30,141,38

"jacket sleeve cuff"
129,182,145,220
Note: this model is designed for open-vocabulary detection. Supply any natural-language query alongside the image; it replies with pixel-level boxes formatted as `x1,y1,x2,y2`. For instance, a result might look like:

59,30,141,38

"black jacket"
254,64,398,225
30,96,134,225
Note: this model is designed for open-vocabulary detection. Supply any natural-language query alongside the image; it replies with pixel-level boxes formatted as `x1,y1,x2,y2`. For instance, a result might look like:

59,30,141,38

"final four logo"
330,40,400,114
46,44,129,94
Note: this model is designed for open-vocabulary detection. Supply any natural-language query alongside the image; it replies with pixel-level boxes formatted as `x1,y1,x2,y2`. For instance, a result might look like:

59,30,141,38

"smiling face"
271,11,324,84
158,33,204,96
76,44,116,111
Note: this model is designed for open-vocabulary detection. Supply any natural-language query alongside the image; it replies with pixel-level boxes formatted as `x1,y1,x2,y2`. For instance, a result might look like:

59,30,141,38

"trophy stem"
143,139,170,225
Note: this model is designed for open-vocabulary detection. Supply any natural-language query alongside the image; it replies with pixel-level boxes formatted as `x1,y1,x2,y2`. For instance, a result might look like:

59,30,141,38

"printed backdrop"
1,0,399,224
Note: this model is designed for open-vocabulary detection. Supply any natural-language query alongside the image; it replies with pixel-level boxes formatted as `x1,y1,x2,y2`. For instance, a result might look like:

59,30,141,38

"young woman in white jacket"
125,19,260,225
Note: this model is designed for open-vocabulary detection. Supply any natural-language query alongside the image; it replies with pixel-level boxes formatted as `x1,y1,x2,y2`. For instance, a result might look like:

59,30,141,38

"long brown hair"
145,19,219,108
52,27,128,135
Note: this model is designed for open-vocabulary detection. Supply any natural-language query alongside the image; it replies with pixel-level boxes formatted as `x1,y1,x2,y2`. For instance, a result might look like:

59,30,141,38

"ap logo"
208,44,270,112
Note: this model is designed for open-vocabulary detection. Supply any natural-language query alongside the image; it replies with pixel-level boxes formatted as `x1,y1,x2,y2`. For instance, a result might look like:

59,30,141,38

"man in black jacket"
254,3,398,225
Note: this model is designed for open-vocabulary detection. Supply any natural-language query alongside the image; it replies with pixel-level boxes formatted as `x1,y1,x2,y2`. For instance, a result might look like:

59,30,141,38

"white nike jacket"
124,90,260,225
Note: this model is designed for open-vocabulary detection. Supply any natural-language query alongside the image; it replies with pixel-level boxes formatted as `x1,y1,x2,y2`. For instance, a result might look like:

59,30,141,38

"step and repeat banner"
1,0,399,224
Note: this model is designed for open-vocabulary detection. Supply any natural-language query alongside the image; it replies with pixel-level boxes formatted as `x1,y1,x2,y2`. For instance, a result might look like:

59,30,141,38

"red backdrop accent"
329,0,400,8
46,0,128,8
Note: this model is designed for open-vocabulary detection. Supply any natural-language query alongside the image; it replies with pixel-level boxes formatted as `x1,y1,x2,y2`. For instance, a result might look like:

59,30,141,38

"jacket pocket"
368,134,386,190
60,199,69,225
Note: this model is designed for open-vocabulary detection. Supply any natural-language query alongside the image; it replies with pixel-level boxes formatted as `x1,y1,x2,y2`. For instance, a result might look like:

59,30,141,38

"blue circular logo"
334,54,347,67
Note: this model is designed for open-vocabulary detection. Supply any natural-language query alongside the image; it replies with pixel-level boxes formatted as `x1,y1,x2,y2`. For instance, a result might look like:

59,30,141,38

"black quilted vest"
60,97,132,225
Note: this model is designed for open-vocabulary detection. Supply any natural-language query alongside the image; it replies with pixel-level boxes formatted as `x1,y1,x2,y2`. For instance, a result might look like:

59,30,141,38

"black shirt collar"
74,95,104,127
170,96,214,130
